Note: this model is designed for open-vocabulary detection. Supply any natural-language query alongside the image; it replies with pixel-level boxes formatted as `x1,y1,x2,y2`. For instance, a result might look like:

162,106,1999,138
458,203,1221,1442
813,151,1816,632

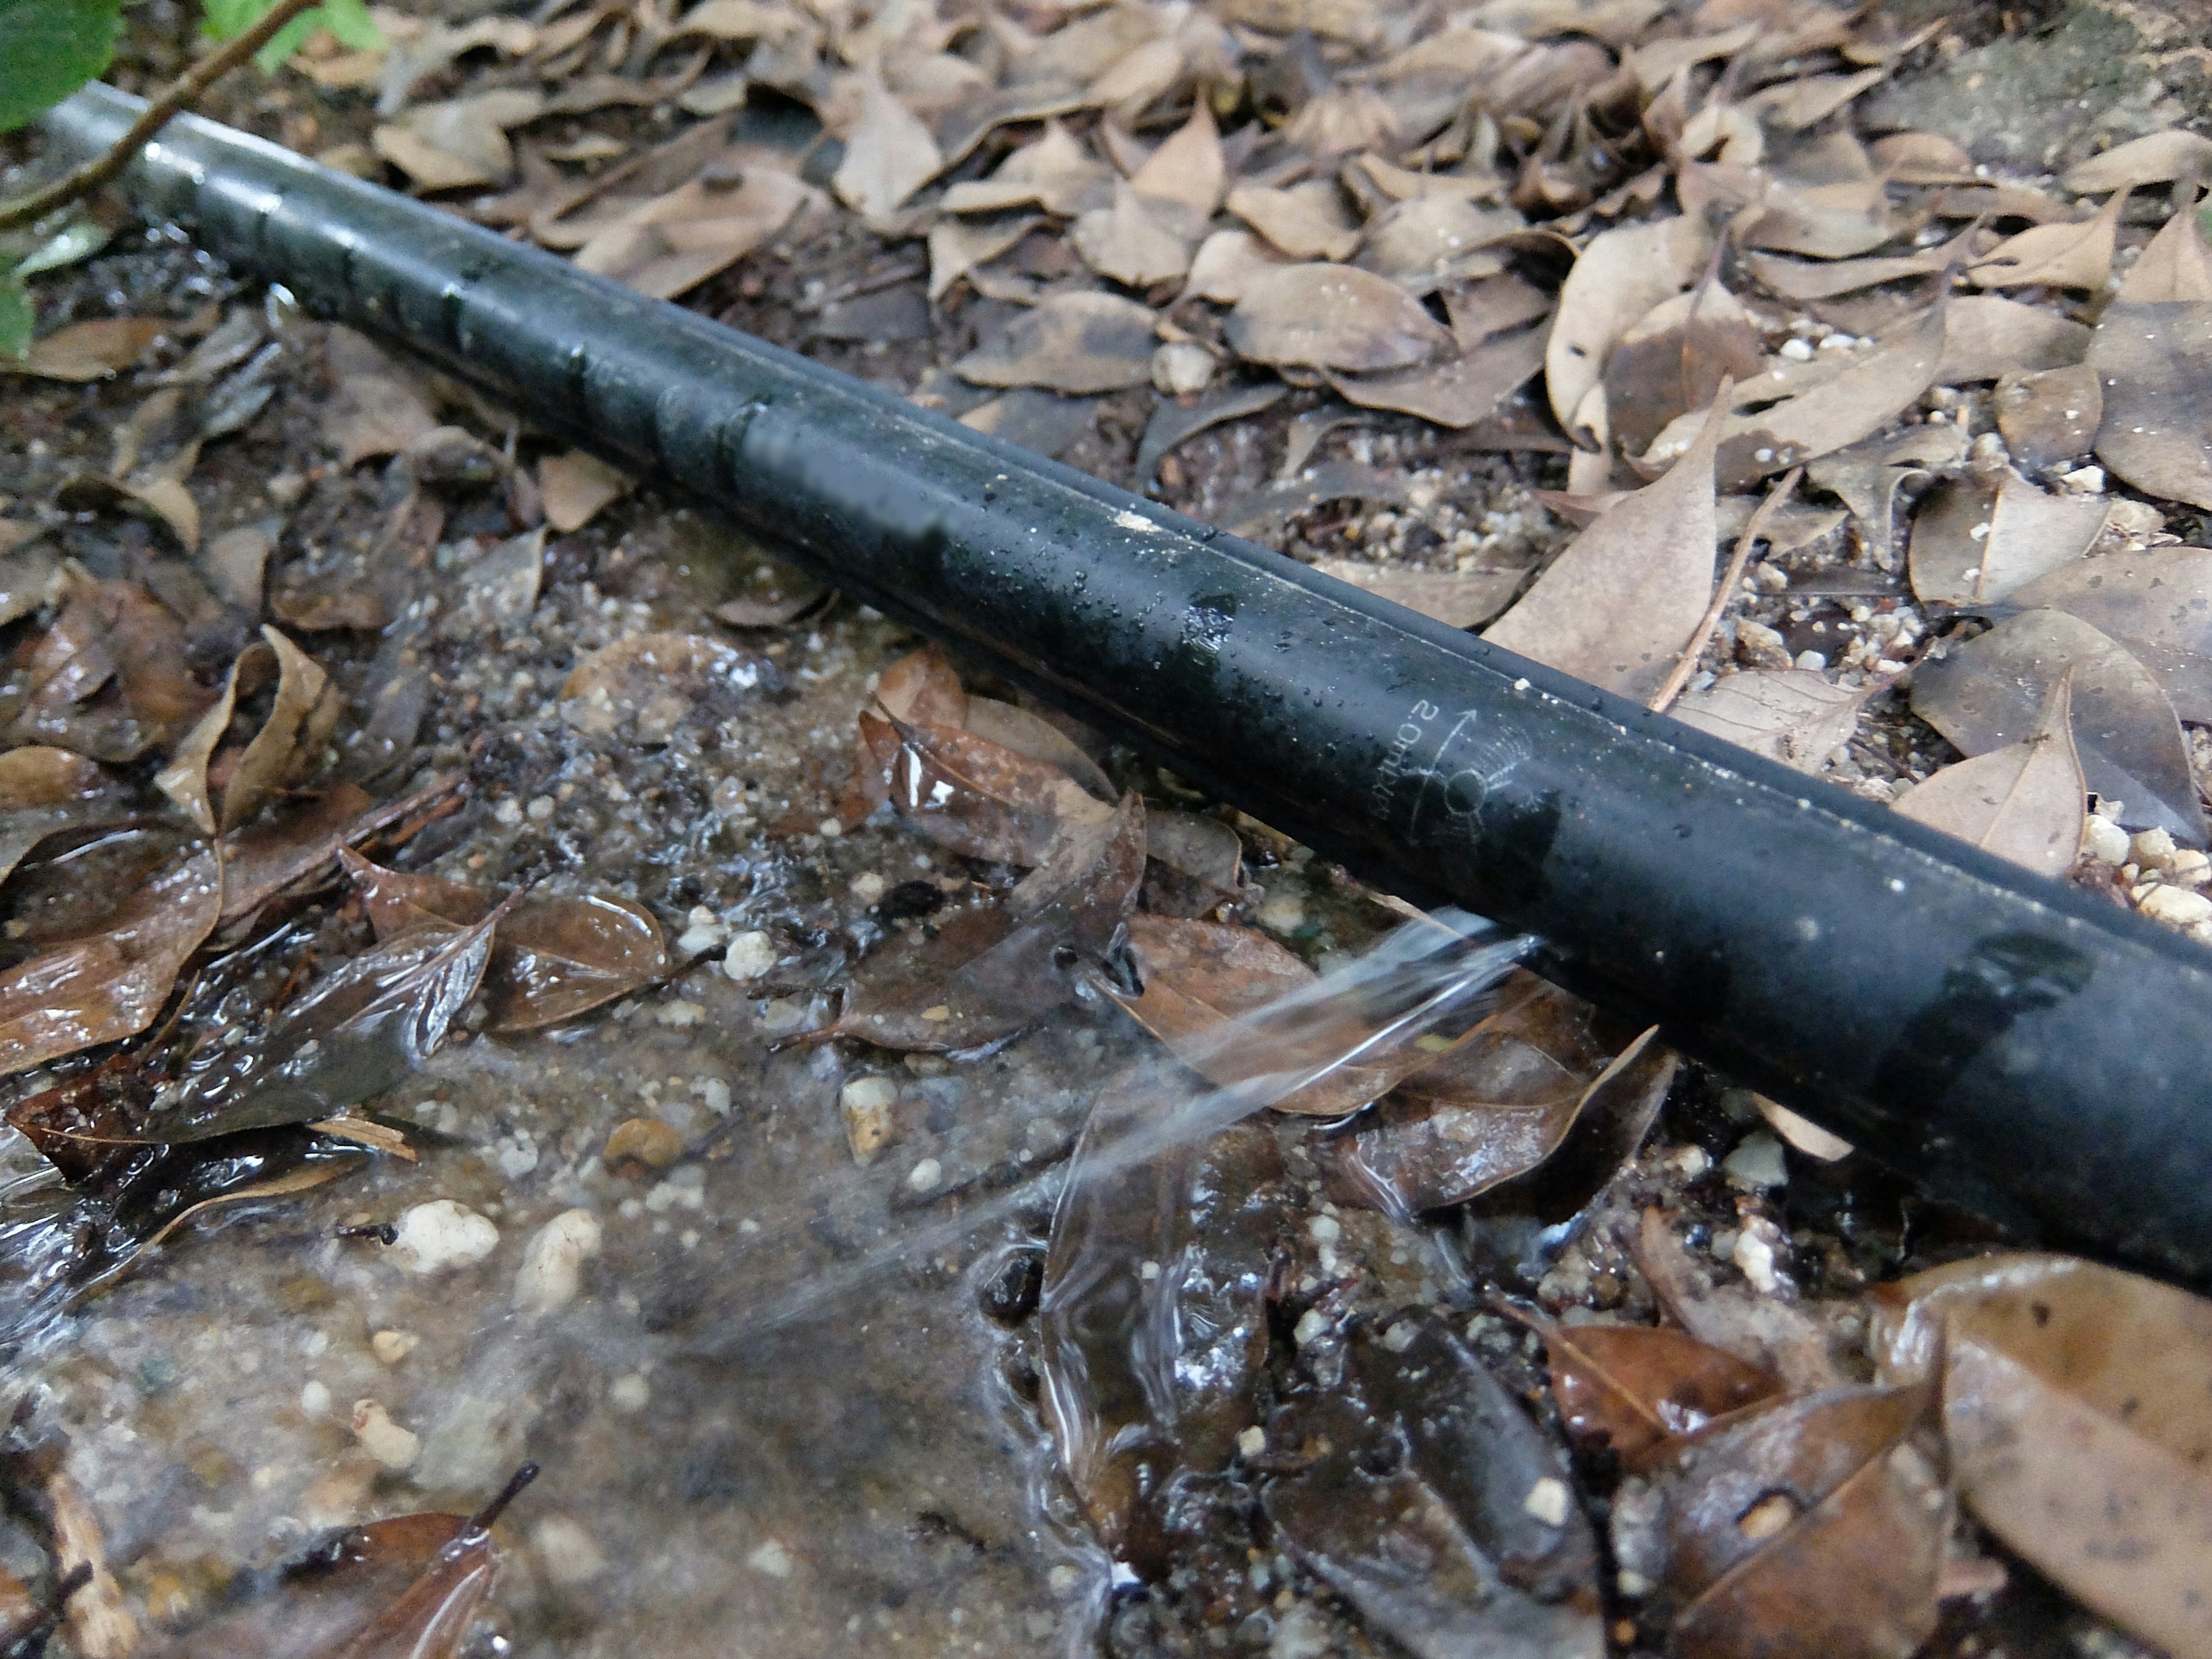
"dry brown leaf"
1328,321,1547,429
2062,130,2212,194
1181,228,1291,304
1671,669,1866,773
1993,362,2103,470
2089,305,2212,511
1307,558,1522,628
1224,181,1361,262
832,70,944,230
2118,197,2212,305
1744,66,1885,132
1071,184,1197,286
1907,469,2109,607
1869,131,1974,183
221,626,339,832
1936,294,2092,383
1874,1255,2212,1659
0,849,222,1077
1634,1207,1848,1392
953,290,1158,393
153,652,247,835
1355,195,1520,294
6,318,169,382
1741,222,1978,302
373,90,545,190
321,327,439,467
1483,392,1724,701
2008,547,2212,724
1969,188,2127,290
1128,103,1224,217
537,450,635,532
1225,263,1452,373
941,122,1109,216
927,213,1040,300
1445,272,1555,347
1912,608,2204,844
200,525,270,609
572,167,811,300
1546,213,1713,445
1895,674,2084,878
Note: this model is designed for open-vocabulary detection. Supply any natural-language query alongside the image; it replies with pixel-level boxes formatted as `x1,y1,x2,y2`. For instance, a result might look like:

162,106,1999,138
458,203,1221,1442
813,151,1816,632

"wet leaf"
1306,558,1523,627
1896,673,2084,877
1907,470,2109,607
2006,546,2212,724
1140,809,1243,917
0,747,127,891
5,318,168,382
1969,187,2126,290
1264,1319,1605,1659
0,848,221,1078
153,649,247,834
321,328,439,467
827,792,1144,1051
488,893,667,1031
953,290,1158,394
1039,1099,1285,1576
961,698,1113,800
1873,1253,2212,1659
1546,213,1714,446
226,627,340,831
218,781,383,925
2088,212,2212,510
1634,1209,1847,1392
862,709,1112,865
1135,379,1286,483
163,1465,535,1659
1483,391,1723,702
1671,669,1866,773
1655,1382,1945,1659
1911,607,2204,844
2063,130,2212,193
1509,1308,1782,1469
1225,263,1453,373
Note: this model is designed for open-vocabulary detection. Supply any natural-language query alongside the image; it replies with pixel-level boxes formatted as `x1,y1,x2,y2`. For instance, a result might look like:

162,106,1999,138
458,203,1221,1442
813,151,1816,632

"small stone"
747,1539,795,1578
1522,1476,1571,1527
674,909,727,956
1721,1131,1788,1190
1151,340,1218,396
2080,813,2131,865
2140,885,2212,928
1664,1145,1711,1178
350,1399,419,1469
1778,337,1814,361
1792,650,1826,672
907,1156,942,1191
723,930,778,982
533,1516,607,1586
604,1116,682,1171
1306,1215,1340,1244
2130,828,2177,871
1380,1322,1417,1353
525,795,556,821
850,872,887,905
842,1076,900,1164
653,999,704,1028
370,1330,418,1365
515,1209,603,1315
1255,891,1305,934
609,1372,650,1412
300,1380,331,1417
699,1076,732,1114
1292,1308,1331,1347
385,1200,499,1274
2169,849,2211,887
1237,1426,1266,1457
493,797,523,826
1732,1225,1781,1294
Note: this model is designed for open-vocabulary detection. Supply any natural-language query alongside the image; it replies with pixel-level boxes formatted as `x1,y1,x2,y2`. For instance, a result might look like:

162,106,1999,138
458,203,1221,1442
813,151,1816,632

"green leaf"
0,0,124,133
0,270,32,360
17,218,109,277
317,0,381,49
202,0,385,74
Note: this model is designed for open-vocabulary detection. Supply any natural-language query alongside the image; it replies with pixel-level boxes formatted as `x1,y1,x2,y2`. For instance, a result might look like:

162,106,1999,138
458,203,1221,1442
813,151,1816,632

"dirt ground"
1,2,2209,1657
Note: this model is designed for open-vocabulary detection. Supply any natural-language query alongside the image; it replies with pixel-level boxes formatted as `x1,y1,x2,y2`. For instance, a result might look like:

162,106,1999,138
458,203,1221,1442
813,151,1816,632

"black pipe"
43,85,2212,1282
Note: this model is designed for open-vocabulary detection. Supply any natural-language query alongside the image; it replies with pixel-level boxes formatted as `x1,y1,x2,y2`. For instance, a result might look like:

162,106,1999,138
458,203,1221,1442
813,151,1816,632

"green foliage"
0,271,30,358
202,0,382,74
0,0,124,133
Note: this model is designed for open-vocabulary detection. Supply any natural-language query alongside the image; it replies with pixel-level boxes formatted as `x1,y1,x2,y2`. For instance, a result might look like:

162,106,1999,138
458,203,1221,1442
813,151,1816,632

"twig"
1649,467,1803,715
0,0,324,234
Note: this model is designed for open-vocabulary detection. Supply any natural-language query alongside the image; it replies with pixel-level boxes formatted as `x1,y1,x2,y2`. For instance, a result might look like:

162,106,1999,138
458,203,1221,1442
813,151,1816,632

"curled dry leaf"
927,213,1041,300
1128,101,1224,217
1895,673,2085,878
537,450,634,532
1225,263,1453,373
322,327,440,467
1911,607,2205,844
1071,184,1197,286
5,318,169,382
1907,469,2109,607
1671,669,1866,774
2062,130,2212,192
1483,390,1723,702
1969,187,2127,290
1936,294,2091,384
941,122,1109,217
1328,321,1548,430
954,290,1159,393
1546,213,1713,446
832,70,945,230
1655,1381,1946,1659
0,849,222,1078
1741,222,1978,302
1873,1253,2212,1659
373,89,546,190
2007,547,2212,724
2089,206,2212,510
1181,228,1291,304
1506,1305,1782,1470
225,626,341,831
862,709,1113,865
572,167,812,301
1225,181,1361,262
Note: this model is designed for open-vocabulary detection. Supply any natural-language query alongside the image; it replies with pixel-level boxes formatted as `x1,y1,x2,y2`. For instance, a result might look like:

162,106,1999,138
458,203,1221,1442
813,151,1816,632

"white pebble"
370,1330,418,1365
1778,337,1814,361
1380,1322,1417,1353
1722,1131,1788,1190
698,1075,732,1114
654,999,704,1027
1151,340,1217,396
525,795,555,821
842,1075,899,1164
609,1372,651,1412
2169,849,2211,888
1255,892,1305,934
300,1380,331,1418
1793,650,1826,672
385,1200,499,1275
515,1209,603,1315
1732,1226,1781,1294
1293,1308,1332,1347
724,930,777,982
2130,828,2177,871
747,1539,795,1578
533,1516,607,1585
907,1157,942,1191
1237,1426,1266,1457
493,797,523,826
2080,814,2131,865
350,1399,419,1468
1306,1215,1340,1244
1522,1476,1571,1527
2140,885,2212,928
850,872,887,905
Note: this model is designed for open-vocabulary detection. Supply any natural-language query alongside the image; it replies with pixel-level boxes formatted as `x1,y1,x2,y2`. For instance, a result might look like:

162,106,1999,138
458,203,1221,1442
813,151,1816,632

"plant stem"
0,0,325,234
1648,466,1802,715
